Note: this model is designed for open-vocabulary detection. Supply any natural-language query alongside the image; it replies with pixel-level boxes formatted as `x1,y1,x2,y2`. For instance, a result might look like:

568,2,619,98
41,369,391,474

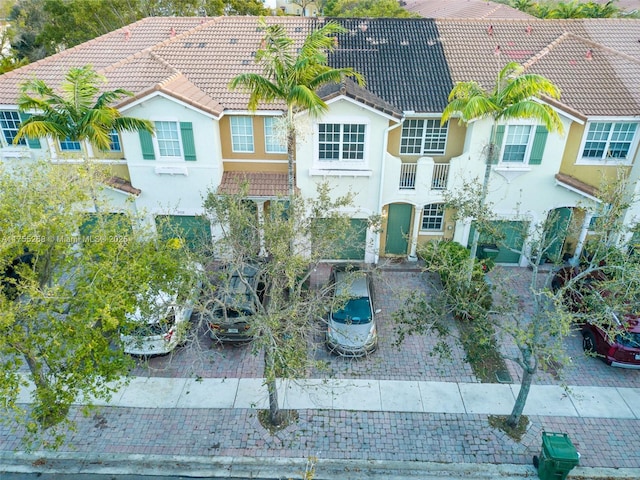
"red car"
552,264,640,368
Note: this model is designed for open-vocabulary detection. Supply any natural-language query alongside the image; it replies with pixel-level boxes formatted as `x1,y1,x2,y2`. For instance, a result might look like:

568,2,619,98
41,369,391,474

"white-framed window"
501,125,532,163
59,137,81,151
109,129,122,152
231,116,254,153
264,117,286,153
421,203,444,231
400,119,448,155
155,121,182,158
581,122,639,162
318,123,366,161
0,111,26,146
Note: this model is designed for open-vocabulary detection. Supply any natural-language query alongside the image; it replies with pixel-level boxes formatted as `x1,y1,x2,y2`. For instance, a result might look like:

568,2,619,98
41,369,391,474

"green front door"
543,207,572,263
385,203,412,255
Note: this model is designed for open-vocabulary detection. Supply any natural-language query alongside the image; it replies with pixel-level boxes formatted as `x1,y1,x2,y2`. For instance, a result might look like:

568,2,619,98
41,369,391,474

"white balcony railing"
431,163,449,190
396,160,450,192
399,162,417,190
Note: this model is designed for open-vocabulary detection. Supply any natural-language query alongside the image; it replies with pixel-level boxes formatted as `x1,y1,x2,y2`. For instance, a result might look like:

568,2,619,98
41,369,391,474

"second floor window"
400,119,448,155
502,125,532,163
156,121,182,157
264,117,286,153
0,111,26,146
231,117,254,153
138,121,196,161
109,130,122,152
581,122,638,161
60,137,81,151
421,203,444,231
318,123,365,161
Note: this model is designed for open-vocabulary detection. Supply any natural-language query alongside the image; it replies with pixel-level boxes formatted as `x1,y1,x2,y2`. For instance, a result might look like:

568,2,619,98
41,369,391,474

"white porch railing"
431,163,449,190
399,162,417,190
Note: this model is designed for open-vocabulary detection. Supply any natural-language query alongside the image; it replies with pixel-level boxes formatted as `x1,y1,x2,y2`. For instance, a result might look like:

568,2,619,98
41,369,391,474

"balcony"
398,162,450,191
431,163,449,190
399,163,417,190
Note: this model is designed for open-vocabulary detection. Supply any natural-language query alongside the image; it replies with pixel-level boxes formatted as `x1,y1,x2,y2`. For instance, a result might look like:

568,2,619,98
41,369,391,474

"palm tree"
14,65,154,211
229,18,365,198
442,61,564,263
549,0,586,18
441,61,564,428
230,19,363,425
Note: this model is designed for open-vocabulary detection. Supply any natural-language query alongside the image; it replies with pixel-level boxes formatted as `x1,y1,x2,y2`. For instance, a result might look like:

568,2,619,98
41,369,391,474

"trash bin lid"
542,432,580,461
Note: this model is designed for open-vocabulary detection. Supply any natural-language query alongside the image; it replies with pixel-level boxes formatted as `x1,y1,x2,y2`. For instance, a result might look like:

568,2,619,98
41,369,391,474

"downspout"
374,117,404,264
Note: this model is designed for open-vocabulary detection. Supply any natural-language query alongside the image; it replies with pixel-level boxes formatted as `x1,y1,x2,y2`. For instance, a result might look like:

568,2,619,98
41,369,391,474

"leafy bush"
418,240,493,320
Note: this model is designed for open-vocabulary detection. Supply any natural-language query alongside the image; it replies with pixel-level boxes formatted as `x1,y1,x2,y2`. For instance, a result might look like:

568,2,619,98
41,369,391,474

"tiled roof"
316,78,403,119
403,0,535,20
218,171,289,197
104,176,142,196
328,18,453,113
555,173,599,198
435,18,640,116
0,17,639,118
0,17,208,105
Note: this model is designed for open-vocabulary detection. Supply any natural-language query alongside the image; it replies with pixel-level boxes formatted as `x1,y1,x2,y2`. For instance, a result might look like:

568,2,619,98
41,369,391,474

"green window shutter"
138,129,155,160
18,112,41,149
490,125,505,164
529,126,548,165
180,122,196,161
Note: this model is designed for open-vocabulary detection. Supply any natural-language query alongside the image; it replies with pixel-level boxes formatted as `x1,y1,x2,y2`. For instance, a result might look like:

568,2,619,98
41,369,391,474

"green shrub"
418,240,493,320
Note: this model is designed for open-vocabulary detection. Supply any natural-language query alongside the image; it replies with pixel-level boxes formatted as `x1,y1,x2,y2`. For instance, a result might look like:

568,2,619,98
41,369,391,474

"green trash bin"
533,431,580,480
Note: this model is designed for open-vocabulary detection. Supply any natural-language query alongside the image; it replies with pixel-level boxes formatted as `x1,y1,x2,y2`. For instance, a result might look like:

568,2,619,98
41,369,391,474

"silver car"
326,268,379,357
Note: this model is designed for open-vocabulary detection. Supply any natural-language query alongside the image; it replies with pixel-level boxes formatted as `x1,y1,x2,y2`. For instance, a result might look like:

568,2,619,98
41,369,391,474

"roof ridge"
100,17,220,76
563,31,640,65
523,31,640,71
522,31,571,70
0,17,157,81
480,4,507,19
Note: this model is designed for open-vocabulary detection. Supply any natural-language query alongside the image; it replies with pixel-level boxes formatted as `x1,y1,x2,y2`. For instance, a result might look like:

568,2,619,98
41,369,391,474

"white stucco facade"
296,97,395,263
120,94,222,218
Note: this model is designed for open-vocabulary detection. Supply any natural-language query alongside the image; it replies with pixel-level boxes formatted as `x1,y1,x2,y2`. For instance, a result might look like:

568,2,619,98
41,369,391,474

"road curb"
1,451,639,479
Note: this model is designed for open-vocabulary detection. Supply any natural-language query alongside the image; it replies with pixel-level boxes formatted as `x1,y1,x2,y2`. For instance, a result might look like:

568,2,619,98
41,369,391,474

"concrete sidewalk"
16,375,640,419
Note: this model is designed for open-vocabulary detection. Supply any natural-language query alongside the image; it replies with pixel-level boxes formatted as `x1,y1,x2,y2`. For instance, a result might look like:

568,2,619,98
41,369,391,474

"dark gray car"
207,264,263,343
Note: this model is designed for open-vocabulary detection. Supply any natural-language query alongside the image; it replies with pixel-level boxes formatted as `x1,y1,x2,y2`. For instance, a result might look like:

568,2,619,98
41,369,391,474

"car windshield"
333,297,371,325
615,332,640,349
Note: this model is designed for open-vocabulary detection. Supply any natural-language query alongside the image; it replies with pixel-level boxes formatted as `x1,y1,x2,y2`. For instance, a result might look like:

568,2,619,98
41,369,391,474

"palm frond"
288,85,327,116
499,101,564,134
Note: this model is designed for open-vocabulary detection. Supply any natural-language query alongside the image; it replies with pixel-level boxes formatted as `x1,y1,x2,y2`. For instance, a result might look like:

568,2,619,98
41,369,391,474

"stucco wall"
120,94,222,216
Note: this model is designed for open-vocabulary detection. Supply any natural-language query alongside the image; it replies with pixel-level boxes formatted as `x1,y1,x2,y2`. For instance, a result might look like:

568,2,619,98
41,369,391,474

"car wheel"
551,277,562,293
582,331,597,354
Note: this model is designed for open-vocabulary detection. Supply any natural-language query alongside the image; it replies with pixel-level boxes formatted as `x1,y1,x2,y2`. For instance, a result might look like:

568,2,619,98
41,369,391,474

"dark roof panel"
328,18,453,113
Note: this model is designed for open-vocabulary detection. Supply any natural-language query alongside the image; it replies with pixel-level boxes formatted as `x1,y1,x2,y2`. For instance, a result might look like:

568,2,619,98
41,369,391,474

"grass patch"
258,409,299,434
458,319,511,383
488,414,529,442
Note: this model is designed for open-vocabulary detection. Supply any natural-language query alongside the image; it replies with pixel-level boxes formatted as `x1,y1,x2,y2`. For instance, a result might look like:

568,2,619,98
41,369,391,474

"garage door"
155,215,212,252
314,218,367,260
475,220,528,264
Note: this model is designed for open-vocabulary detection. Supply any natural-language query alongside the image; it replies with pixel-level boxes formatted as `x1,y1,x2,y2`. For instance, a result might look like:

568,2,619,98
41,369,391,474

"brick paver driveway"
132,264,475,383
133,263,640,391
490,266,640,389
